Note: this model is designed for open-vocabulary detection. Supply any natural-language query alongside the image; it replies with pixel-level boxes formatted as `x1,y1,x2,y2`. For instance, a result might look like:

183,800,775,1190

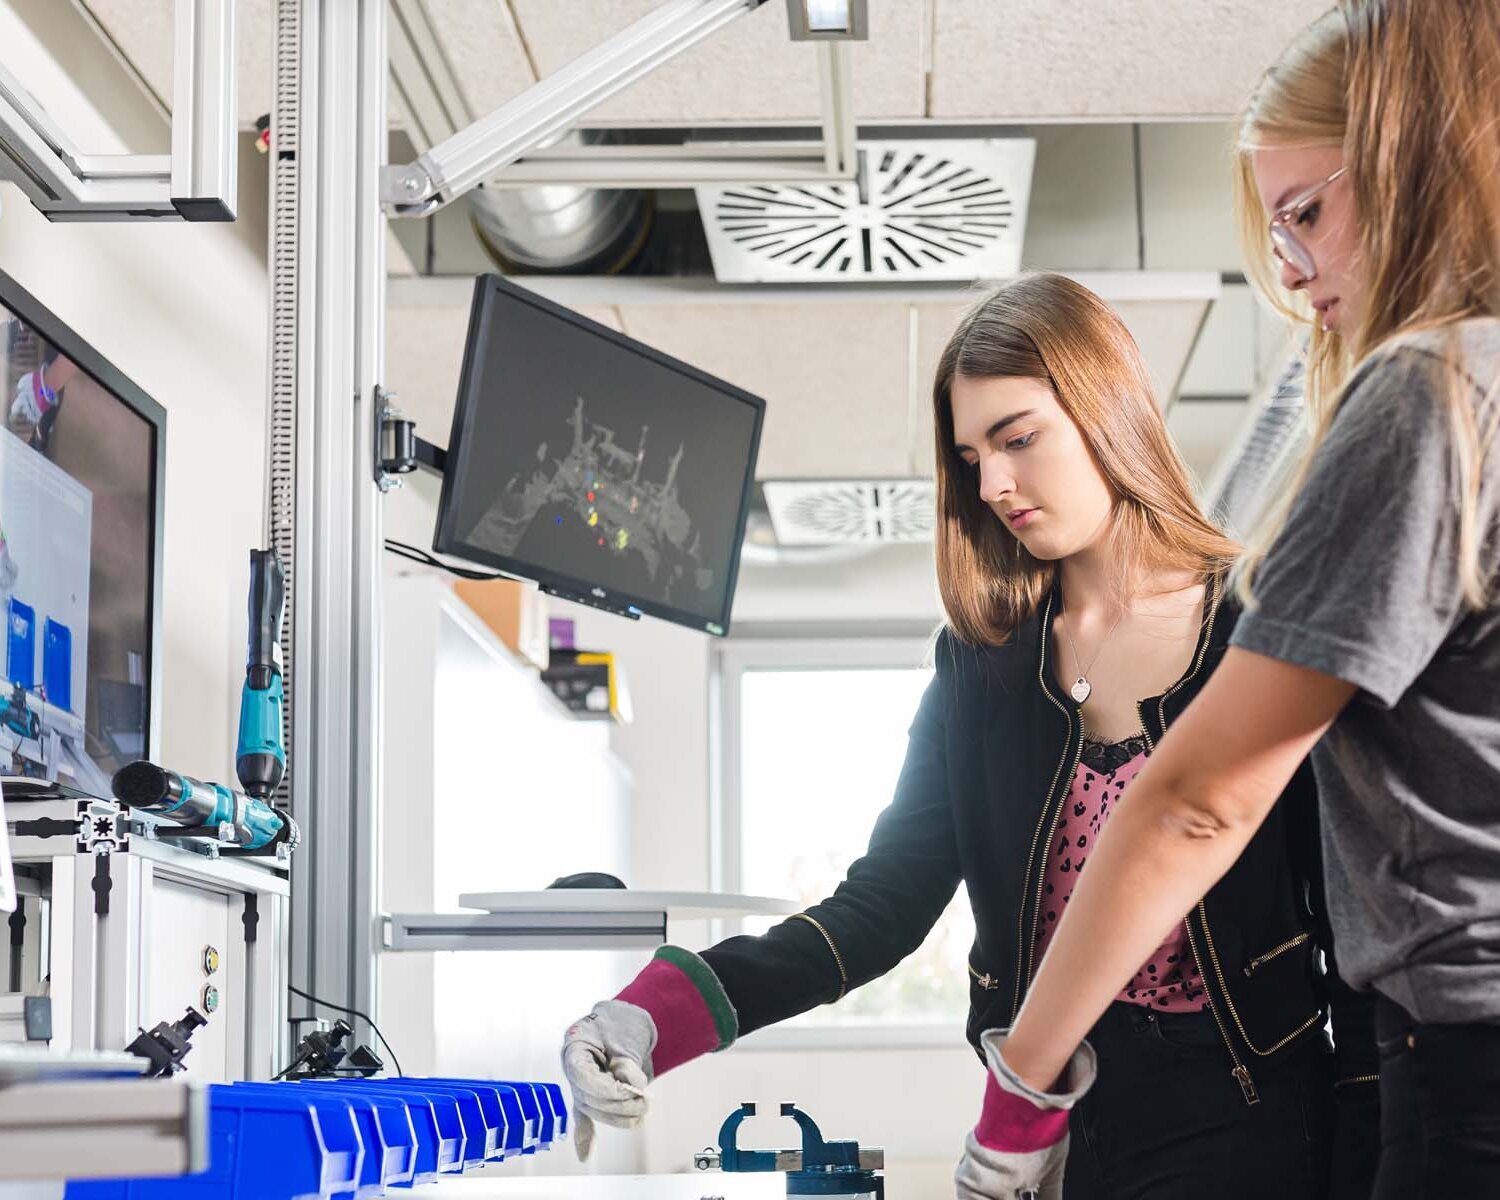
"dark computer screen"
433,276,764,635
0,269,163,795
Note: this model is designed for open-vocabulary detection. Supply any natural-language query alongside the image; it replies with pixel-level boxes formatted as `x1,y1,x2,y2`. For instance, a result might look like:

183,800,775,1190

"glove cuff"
973,1029,1096,1154
615,945,738,1076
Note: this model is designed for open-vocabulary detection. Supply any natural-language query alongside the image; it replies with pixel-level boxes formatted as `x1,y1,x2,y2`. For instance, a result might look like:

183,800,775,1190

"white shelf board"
456,890,800,920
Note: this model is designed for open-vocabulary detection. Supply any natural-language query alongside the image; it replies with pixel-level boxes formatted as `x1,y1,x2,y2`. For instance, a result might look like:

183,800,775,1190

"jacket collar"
1032,571,1227,716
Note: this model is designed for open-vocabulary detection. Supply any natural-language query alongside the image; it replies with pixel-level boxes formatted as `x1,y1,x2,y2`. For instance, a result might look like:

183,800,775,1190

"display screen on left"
0,307,154,794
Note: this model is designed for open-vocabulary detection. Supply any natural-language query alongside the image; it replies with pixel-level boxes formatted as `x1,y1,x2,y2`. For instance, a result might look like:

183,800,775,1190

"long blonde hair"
933,273,1237,646
1235,1,1500,606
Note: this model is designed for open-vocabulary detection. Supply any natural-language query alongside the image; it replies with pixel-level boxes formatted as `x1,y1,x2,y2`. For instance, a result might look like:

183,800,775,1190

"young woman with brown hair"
561,272,1377,1199
983,3,1500,1197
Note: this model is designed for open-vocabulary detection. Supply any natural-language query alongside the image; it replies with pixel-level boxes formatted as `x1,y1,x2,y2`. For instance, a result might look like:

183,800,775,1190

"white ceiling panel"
614,302,916,478
507,0,925,122
81,0,275,125
420,0,537,117
930,1,1316,120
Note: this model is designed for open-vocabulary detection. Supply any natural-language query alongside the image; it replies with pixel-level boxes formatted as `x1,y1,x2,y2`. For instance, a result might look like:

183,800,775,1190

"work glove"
560,945,739,1162
953,1029,1097,1200
561,998,655,1162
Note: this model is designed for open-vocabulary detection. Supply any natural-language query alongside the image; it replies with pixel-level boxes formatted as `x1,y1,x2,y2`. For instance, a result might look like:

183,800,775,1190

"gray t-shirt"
1232,317,1500,1025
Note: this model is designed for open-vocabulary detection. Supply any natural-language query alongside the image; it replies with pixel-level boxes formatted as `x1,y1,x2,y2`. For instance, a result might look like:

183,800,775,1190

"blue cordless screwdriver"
236,548,287,801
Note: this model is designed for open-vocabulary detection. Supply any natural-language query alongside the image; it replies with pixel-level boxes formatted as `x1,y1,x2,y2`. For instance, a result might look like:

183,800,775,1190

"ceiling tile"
421,0,536,117
615,303,915,477
82,0,274,125
931,1,1316,119
509,0,924,122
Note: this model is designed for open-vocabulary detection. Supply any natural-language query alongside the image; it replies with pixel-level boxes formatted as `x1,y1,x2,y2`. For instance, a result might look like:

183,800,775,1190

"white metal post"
272,0,386,1052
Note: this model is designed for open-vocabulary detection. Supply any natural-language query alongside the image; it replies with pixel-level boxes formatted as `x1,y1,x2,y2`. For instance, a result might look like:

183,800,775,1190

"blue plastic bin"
7,597,35,690
42,617,72,712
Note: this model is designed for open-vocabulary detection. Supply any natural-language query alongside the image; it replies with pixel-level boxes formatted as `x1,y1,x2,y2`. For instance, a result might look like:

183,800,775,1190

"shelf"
456,890,800,920
385,892,799,953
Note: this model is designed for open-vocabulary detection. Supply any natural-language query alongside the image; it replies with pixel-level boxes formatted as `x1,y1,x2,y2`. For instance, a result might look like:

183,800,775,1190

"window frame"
711,634,971,1050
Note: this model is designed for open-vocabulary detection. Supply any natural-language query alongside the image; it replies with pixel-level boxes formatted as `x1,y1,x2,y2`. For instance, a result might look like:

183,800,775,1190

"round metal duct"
469,130,653,275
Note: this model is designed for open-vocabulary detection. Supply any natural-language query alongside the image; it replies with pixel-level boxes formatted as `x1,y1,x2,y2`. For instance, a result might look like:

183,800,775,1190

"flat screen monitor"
433,276,764,636
0,268,164,796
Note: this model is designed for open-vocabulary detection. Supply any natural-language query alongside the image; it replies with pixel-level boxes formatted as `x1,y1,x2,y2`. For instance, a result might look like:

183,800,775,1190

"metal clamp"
699,1102,883,1197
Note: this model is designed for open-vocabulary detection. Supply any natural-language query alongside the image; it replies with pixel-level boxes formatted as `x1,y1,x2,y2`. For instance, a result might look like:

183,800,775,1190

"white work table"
417,1173,790,1200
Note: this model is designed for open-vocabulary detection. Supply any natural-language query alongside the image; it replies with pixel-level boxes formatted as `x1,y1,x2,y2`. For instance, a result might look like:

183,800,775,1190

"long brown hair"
933,273,1238,646
1235,1,1500,605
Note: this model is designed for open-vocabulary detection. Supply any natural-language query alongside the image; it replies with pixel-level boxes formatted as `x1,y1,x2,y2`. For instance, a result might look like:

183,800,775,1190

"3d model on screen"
466,396,714,601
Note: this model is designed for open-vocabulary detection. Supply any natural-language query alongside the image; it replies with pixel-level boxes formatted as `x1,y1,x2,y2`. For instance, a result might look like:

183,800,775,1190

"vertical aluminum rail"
269,0,386,1054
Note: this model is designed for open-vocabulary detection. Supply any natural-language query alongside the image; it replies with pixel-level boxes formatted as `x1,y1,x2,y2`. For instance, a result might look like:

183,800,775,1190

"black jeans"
1064,1001,1335,1200
1372,995,1500,1198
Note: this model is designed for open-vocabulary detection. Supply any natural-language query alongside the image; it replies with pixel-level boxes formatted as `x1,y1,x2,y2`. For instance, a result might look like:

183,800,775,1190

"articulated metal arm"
381,0,771,216
0,0,236,222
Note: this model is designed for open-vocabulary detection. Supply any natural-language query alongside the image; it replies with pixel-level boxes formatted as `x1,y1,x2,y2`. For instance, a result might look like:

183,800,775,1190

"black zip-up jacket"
701,579,1379,1181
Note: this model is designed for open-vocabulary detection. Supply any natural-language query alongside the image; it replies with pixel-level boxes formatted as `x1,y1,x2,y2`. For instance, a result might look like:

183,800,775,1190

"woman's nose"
1278,255,1309,292
979,458,1013,505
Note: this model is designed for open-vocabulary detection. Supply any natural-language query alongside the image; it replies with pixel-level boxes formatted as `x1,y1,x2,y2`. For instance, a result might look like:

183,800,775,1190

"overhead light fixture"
785,0,868,41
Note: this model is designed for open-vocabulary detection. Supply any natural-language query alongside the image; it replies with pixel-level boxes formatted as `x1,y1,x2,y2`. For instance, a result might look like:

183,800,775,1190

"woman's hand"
953,1029,1096,1200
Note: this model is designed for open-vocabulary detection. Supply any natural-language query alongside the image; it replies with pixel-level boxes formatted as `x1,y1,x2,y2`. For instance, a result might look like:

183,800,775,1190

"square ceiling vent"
763,479,936,545
697,138,1034,284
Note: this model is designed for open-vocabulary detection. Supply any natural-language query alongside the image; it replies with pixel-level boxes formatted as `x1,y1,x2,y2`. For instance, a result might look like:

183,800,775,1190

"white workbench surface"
416,1173,793,1199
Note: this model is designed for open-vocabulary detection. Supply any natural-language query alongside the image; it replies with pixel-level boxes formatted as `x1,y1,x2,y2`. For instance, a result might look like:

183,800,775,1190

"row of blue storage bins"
66,1076,567,1200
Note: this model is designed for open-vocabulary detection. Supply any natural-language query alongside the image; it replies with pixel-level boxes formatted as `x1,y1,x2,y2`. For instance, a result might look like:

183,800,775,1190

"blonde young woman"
975,4,1500,1198
561,273,1377,1199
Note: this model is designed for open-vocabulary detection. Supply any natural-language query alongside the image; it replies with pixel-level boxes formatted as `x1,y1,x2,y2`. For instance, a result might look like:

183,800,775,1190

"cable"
383,538,512,582
286,983,405,1078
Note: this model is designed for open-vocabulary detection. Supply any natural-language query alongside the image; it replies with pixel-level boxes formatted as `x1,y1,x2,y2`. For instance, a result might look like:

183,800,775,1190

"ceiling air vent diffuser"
697,139,1034,283
763,479,935,546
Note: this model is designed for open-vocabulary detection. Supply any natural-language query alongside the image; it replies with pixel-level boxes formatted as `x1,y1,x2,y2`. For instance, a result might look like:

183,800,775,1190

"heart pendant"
1070,678,1092,704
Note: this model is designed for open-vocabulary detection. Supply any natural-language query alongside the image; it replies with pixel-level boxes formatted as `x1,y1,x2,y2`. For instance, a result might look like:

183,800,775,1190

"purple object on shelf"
548,617,575,651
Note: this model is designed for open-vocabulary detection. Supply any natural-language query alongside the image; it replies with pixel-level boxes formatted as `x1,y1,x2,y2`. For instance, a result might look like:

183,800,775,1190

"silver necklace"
1058,593,1125,705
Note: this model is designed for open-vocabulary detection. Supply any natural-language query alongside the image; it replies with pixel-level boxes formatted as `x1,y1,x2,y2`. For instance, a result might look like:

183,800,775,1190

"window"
716,639,974,1031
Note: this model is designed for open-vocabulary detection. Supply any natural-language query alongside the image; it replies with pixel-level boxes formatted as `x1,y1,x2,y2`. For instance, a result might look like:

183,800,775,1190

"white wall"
0,1,269,781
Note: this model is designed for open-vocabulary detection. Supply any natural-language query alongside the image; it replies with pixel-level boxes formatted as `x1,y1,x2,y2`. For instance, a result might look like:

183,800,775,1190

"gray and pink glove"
953,1029,1097,1200
561,946,738,1161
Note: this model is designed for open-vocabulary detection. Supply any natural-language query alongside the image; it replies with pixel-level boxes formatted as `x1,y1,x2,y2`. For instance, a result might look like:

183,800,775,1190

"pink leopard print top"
1031,733,1208,1013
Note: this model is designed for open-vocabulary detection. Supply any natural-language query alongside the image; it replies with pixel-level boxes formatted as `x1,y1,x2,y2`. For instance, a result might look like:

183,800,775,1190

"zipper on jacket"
1013,590,1082,1022
1181,907,1259,1106
968,961,1000,991
1243,932,1311,977
1195,897,1326,1056
790,912,848,1001
1335,1073,1380,1088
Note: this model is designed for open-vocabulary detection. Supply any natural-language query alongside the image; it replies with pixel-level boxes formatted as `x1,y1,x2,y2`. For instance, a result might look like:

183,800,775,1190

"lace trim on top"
1080,731,1150,775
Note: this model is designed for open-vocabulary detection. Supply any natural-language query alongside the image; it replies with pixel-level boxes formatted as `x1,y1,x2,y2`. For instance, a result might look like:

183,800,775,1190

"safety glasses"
1269,165,1346,281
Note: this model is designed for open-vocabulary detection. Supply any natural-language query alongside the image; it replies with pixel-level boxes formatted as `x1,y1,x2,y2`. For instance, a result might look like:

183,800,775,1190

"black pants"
1064,1001,1334,1200
1372,995,1500,1198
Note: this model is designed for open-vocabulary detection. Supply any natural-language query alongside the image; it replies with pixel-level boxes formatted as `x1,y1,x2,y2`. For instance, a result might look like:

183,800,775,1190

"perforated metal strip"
267,0,300,807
